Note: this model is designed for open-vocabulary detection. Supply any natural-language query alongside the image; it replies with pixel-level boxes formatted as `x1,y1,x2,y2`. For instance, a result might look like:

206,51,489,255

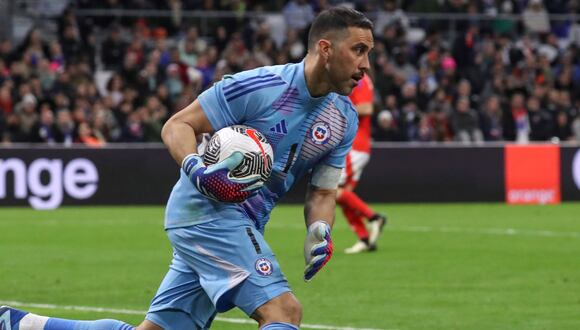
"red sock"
342,206,369,240
337,190,375,219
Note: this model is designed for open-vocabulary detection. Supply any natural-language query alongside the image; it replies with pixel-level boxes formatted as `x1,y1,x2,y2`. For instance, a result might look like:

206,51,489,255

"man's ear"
317,39,332,61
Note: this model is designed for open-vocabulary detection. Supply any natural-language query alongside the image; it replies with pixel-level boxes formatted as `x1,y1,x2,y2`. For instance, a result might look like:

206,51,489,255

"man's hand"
304,221,334,281
182,152,263,203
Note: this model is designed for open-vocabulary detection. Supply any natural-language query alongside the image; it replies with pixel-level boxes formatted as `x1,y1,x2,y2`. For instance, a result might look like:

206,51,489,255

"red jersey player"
337,74,387,254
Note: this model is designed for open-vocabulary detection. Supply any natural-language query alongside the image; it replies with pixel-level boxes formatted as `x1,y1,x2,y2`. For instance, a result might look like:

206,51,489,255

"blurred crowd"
1,0,580,146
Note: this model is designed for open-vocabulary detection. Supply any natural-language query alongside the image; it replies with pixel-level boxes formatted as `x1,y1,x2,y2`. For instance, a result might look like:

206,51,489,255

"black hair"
307,6,373,50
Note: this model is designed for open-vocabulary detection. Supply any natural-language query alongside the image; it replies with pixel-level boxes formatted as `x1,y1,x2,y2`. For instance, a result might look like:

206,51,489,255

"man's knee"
281,296,302,323
252,292,302,326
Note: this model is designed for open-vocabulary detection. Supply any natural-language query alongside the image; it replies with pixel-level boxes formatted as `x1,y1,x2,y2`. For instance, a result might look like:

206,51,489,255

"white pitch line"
390,226,580,238
0,301,388,330
266,222,580,239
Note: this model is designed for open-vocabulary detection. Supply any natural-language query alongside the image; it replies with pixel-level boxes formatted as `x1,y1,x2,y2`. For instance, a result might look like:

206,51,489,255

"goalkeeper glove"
182,152,263,203
304,221,333,281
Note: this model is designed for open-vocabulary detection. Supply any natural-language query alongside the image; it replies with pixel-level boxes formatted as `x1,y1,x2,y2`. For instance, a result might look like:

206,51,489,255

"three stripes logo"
270,119,288,134
223,74,286,102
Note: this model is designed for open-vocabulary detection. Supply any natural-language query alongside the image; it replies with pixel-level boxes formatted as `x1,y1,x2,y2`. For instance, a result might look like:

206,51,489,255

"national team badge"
310,121,332,145
255,257,274,276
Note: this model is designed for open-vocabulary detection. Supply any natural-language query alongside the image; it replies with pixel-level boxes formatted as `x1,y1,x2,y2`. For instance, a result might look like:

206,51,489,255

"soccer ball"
203,125,274,185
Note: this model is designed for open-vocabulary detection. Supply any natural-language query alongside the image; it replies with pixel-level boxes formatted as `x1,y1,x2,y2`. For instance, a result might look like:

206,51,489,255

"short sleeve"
197,77,240,131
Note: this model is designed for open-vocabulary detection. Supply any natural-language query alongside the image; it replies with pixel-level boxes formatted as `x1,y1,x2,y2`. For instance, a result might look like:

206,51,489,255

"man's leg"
337,189,375,220
167,219,298,329
0,306,137,330
340,206,373,254
367,213,387,247
144,252,217,330
342,205,369,241
251,292,301,329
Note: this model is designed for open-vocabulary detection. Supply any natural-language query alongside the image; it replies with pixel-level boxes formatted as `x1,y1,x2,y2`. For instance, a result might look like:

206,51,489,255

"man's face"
326,27,373,96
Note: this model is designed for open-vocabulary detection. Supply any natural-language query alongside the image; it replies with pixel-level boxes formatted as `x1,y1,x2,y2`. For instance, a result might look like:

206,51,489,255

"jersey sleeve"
197,78,236,130
197,69,287,131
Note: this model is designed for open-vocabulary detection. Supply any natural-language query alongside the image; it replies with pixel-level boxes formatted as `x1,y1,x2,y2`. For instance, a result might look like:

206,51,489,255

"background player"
337,74,387,254
1,6,374,330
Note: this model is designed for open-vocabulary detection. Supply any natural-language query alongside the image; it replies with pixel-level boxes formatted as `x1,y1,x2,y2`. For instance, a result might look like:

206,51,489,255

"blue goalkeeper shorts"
145,218,291,329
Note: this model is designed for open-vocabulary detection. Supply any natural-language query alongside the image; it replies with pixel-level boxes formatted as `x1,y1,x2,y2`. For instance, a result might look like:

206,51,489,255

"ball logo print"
203,125,274,183
310,121,331,145
245,128,268,165
255,257,273,276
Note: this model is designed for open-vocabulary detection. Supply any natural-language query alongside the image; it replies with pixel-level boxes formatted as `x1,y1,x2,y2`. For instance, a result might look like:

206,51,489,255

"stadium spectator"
30,103,57,144
77,121,106,147
451,96,484,143
55,109,75,146
374,94,400,141
555,110,574,141
527,95,554,140
573,112,580,140
508,93,531,143
0,39,16,67
283,0,316,34
101,25,127,71
141,95,168,142
15,93,38,140
177,26,207,67
121,109,145,142
523,0,551,35
0,82,13,115
373,0,410,37
60,24,85,64
96,98,122,141
480,95,504,141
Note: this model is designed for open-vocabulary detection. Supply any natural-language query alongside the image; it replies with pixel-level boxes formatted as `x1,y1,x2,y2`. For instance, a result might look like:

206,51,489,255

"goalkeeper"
2,6,374,330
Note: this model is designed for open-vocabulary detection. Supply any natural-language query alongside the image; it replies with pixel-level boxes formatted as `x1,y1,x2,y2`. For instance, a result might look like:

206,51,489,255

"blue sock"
260,322,299,330
44,318,134,330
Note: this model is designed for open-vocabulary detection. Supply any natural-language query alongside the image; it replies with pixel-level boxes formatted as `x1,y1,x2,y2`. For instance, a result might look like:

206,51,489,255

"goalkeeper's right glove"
303,221,334,282
182,152,263,203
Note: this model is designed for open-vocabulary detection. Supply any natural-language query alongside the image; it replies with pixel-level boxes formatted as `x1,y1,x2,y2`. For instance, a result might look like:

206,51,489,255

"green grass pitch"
1,203,580,330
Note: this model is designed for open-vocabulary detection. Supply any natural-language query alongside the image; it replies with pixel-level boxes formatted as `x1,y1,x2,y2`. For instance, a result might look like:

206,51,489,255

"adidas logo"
270,119,288,134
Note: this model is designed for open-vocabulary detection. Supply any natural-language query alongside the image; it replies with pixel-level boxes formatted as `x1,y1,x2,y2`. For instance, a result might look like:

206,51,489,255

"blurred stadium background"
1,0,580,329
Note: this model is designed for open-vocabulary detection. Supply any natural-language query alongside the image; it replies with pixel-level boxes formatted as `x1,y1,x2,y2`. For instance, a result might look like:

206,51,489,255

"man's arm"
302,164,342,281
161,99,262,201
355,102,373,116
161,99,214,166
304,185,337,228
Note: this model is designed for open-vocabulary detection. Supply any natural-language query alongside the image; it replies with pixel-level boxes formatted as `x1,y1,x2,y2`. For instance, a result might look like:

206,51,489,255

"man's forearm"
161,118,199,166
304,185,337,228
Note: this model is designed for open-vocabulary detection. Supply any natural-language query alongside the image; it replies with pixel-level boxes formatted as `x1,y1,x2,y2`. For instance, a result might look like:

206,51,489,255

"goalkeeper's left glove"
182,151,263,203
304,221,333,282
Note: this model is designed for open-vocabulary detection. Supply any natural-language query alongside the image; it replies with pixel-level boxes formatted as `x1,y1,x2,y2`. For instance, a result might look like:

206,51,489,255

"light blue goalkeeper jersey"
165,60,359,231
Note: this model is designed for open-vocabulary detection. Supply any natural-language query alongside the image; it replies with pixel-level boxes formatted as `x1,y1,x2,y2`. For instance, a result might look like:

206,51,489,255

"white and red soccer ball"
203,125,274,188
